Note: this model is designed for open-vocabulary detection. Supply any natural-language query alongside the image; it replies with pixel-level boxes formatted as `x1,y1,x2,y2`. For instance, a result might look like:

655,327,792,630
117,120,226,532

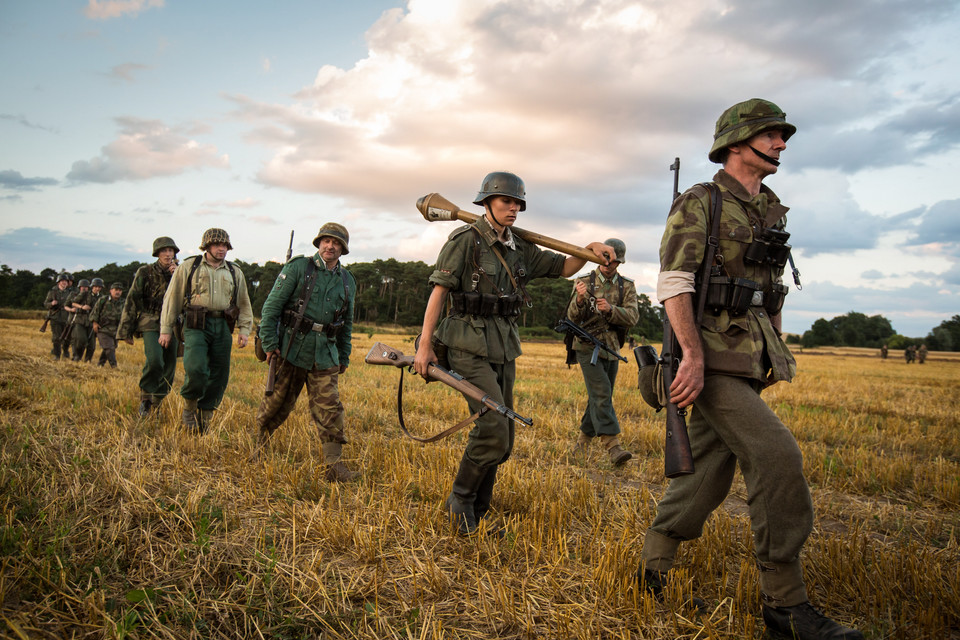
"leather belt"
206,310,226,318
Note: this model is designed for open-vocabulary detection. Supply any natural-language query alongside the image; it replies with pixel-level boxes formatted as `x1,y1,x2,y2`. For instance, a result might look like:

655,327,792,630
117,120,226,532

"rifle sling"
693,182,724,326
395,366,486,443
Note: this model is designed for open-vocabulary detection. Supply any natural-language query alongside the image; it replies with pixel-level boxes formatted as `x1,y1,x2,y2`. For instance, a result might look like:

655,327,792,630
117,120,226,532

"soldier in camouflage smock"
636,100,863,640
118,237,180,415
255,223,358,481
566,238,639,466
43,273,72,360
92,282,125,367
414,171,614,536
65,279,95,362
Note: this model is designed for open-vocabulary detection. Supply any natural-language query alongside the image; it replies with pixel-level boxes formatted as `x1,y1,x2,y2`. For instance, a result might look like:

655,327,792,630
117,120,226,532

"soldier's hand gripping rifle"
554,318,628,366
264,230,296,396
365,342,533,443
416,193,611,266
59,310,78,344
40,307,57,333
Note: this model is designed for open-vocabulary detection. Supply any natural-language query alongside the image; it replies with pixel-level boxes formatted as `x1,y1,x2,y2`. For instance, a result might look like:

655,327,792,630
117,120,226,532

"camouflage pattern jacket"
260,254,355,371
566,270,639,360
92,295,125,337
65,290,95,327
659,169,796,384
429,217,566,364
43,286,71,324
118,261,174,339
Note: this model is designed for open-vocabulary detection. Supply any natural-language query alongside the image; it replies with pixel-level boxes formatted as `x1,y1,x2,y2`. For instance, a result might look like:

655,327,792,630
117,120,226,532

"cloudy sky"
2,0,958,337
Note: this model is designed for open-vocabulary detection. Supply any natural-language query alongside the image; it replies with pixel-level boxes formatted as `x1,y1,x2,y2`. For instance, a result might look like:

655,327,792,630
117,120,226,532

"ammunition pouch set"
449,291,523,318
281,308,344,338
179,255,241,334
744,226,791,268
702,277,787,316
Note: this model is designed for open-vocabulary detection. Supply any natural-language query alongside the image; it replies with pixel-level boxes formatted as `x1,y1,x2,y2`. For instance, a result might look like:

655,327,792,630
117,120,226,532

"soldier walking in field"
905,345,916,363
880,344,888,359
65,279,95,362
159,228,253,434
118,237,181,416
255,223,359,481
918,344,927,364
92,282,125,368
414,171,614,536
43,273,72,360
636,99,863,639
566,238,639,466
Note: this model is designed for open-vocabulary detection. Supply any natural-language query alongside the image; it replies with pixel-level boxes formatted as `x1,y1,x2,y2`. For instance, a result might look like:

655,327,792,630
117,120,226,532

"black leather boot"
763,603,864,640
474,465,498,522
444,455,487,536
637,568,707,613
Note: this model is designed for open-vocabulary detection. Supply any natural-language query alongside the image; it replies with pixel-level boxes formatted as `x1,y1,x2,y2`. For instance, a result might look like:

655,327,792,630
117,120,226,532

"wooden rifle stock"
40,316,51,332
265,356,278,396
365,342,533,427
661,318,695,478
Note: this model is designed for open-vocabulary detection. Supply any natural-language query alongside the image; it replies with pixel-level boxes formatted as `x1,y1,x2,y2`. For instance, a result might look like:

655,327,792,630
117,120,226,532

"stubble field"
0,318,957,639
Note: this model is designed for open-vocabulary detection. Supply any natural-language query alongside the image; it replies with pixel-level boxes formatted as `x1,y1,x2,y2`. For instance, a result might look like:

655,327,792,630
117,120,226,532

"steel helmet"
603,238,627,263
152,236,180,257
56,273,70,283
91,277,105,288
473,171,526,211
77,279,90,288
200,228,232,250
313,222,350,255
709,99,796,164
110,282,124,290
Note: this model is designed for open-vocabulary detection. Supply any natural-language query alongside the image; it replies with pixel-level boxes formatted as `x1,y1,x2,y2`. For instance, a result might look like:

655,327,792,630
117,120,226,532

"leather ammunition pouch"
744,227,791,268
703,276,762,316
223,303,240,334
184,304,207,330
764,283,789,316
449,291,523,318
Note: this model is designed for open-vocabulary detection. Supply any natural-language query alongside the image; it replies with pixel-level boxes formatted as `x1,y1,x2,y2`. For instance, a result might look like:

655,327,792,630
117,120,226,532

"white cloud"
66,118,229,183
84,0,164,20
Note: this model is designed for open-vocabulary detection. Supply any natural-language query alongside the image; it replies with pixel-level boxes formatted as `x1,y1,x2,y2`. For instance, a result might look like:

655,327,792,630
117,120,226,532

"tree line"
796,311,960,351
0,260,665,341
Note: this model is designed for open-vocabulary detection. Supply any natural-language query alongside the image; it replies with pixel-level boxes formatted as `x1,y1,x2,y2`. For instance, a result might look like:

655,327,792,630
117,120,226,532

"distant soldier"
85,278,105,361
43,273,72,360
918,344,928,364
159,228,253,433
566,238,639,466
65,279,96,362
880,344,888,359
92,282,125,368
905,345,916,363
118,237,181,416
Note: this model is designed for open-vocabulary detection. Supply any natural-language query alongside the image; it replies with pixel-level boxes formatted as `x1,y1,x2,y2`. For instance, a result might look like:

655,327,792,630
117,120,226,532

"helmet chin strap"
485,201,507,229
749,145,780,167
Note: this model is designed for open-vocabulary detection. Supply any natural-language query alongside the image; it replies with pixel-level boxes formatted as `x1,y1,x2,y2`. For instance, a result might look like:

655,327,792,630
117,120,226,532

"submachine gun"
554,318,628,366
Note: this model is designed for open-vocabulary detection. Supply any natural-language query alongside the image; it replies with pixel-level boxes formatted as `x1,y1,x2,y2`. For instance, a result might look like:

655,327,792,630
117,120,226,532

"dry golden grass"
1,318,957,639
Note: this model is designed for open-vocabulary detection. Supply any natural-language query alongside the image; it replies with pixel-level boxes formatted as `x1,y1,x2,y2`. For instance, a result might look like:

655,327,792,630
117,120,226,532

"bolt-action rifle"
364,342,533,443
39,307,57,333
264,230,295,396
554,318,628,366
59,310,78,344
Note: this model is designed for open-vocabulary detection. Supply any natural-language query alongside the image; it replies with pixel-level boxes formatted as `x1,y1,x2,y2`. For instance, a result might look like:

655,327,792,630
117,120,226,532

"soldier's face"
157,248,176,267
486,196,521,228
318,237,343,264
110,288,122,299
207,243,229,261
599,260,621,278
58,280,69,290
92,286,102,294
738,129,787,172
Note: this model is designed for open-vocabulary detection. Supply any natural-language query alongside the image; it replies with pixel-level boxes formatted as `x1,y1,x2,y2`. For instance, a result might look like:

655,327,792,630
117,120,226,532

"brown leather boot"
182,399,200,433
323,442,359,482
198,409,215,434
571,432,593,455
600,434,632,466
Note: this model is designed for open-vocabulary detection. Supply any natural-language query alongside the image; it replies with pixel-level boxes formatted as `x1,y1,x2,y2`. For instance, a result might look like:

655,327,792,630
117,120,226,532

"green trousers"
447,348,517,468
180,319,232,411
576,351,621,437
140,331,179,402
642,374,813,567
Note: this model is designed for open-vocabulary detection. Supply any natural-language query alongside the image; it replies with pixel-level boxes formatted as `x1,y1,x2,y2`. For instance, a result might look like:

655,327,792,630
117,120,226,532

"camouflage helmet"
199,228,232,251
473,171,526,211
313,222,350,255
110,282,124,290
708,99,797,164
56,273,70,283
152,236,180,257
603,238,627,263
77,279,90,288
91,277,105,288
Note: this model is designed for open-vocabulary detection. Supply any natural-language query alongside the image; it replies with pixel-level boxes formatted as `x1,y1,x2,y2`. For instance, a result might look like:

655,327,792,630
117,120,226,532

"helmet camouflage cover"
709,98,797,164
199,228,232,251
473,171,526,211
313,222,350,255
91,277,105,288
603,238,627,263
152,236,180,257
110,282,124,290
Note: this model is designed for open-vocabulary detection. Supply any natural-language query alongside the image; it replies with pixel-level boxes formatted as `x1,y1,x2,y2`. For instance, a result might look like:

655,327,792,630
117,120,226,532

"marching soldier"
65,279,95,362
119,237,181,416
255,223,358,481
159,228,253,433
566,238,639,466
92,282,125,368
43,273,72,360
